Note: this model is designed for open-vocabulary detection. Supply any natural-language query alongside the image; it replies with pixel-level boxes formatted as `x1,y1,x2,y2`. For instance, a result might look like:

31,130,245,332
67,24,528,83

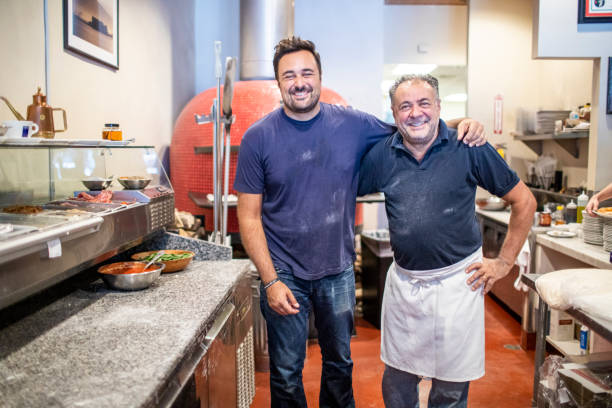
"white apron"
380,248,485,382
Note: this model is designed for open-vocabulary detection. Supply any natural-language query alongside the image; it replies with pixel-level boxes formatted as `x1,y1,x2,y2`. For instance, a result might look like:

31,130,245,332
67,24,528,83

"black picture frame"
578,0,612,24
607,57,612,115
63,0,119,69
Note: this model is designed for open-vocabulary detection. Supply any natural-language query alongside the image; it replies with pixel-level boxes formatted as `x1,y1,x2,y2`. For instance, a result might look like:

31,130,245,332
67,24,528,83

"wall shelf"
511,130,588,158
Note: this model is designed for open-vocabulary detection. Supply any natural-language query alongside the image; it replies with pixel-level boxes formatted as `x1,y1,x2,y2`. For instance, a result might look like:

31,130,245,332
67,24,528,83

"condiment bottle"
539,209,552,227
577,191,589,223
102,123,122,141
565,200,577,224
552,205,565,225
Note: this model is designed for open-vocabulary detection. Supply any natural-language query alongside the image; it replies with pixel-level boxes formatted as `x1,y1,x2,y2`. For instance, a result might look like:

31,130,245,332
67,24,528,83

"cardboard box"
558,365,612,407
549,309,575,341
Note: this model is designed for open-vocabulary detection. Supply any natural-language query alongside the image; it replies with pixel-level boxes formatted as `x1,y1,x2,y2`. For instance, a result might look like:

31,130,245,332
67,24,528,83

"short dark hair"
273,36,322,81
389,74,440,103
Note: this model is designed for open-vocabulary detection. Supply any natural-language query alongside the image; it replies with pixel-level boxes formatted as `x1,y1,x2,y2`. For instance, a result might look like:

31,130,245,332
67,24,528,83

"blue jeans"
260,266,356,408
382,365,469,408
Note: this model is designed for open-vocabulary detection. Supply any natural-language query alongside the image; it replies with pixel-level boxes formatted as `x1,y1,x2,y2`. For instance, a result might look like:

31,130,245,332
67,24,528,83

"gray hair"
388,74,440,103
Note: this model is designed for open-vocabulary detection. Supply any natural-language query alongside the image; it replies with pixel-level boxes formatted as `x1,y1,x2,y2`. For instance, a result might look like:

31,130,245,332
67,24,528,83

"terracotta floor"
251,295,535,407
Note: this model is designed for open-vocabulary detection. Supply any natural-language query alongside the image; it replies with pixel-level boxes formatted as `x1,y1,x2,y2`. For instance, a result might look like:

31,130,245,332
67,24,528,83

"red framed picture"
578,0,612,24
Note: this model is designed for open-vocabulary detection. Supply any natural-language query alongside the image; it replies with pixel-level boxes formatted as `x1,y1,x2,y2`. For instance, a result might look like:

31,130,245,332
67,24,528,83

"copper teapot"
27,87,67,139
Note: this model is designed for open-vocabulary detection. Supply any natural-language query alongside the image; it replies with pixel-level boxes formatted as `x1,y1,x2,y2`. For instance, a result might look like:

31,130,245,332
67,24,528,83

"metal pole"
213,41,223,244
222,124,230,244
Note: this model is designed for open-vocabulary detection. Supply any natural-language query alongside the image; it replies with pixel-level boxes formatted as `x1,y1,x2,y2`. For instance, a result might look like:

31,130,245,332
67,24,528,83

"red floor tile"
252,295,535,407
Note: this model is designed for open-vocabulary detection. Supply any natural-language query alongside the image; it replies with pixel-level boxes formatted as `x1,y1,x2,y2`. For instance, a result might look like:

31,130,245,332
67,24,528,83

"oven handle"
203,301,235,348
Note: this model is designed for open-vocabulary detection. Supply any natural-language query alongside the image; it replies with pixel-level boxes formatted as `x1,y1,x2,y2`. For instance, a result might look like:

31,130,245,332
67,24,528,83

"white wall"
467,0,592,187
295,0,385,118
0,0,196,155
534,0,612,191
384,5,467,66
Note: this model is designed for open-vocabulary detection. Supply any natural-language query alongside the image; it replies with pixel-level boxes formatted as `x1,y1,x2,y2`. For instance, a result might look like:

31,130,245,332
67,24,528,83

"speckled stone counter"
536,233,612,269
0,259,251,408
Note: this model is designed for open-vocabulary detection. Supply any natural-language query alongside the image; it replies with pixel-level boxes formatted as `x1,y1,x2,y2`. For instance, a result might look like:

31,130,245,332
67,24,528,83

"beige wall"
467,0,592,189
0,0,46,122
0,0,195,154
534,0,612,191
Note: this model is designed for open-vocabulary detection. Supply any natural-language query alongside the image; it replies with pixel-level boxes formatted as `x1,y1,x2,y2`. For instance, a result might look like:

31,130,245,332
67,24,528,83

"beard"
398,116,438,146
282,84,321,115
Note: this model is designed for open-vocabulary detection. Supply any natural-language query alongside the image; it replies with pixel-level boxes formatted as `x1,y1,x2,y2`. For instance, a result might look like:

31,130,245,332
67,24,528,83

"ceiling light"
391,64,438,76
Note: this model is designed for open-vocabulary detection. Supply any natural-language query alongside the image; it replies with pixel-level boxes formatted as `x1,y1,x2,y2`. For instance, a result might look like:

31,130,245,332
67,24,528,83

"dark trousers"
260,266,356,408
382,365,470,408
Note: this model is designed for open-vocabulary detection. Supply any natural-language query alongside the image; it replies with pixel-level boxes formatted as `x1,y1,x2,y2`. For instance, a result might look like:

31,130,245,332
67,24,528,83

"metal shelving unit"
511,130,589,158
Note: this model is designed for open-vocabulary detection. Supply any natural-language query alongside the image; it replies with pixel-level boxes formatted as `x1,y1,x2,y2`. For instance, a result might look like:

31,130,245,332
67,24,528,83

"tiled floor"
251,295,535,407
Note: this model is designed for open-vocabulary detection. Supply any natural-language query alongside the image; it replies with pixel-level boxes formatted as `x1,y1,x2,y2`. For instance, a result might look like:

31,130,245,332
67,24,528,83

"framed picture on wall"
578,0,612,24
63,0,119,69
608,57,612,115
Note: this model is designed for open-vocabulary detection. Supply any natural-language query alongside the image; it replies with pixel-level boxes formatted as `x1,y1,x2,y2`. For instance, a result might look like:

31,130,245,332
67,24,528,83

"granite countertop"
0,259,251,408
536,234,612,270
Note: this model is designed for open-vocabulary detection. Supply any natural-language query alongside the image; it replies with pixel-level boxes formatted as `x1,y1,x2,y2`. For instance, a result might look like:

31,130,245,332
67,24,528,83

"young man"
358,74,536,407
234,38,486,407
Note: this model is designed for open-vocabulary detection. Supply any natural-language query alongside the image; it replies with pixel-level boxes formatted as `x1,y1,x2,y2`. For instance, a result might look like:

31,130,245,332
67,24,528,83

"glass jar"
553,205,566,225
539,210,552,227
102,123,122,141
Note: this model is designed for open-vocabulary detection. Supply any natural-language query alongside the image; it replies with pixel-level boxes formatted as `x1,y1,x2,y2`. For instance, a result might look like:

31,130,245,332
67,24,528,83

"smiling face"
277,50,322,121
391,80,441,148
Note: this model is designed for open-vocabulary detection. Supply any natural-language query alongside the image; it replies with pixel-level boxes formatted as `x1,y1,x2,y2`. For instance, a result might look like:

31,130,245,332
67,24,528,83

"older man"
235,37,486,408
358,74,536,408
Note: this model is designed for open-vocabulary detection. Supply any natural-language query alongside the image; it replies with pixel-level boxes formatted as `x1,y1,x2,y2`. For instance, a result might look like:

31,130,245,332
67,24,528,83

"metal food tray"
0,212,104,264
44,200,126,213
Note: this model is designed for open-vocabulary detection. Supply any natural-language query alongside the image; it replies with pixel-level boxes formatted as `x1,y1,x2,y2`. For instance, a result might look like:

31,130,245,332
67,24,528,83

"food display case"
0,141,174,309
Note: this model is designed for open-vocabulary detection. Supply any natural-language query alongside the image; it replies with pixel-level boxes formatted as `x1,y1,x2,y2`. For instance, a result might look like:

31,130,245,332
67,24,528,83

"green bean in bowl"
131,250,195,272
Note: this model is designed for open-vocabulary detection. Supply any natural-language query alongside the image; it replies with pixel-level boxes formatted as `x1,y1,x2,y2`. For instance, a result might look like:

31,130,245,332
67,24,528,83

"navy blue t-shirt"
358,120,520,270
234,103,394,280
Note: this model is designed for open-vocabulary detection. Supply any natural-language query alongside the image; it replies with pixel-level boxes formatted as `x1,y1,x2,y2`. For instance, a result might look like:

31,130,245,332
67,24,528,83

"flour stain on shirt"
325,212,340,224
442,207,456,216
301,150,314,161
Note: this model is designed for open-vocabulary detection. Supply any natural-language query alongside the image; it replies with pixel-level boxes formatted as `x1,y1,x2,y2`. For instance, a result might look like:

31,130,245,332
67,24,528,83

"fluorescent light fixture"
391,64,438,76
442,93,468,102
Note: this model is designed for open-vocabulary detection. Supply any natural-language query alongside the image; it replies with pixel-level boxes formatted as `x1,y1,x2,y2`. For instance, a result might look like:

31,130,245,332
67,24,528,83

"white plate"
594,210,612,219
546,230,576,238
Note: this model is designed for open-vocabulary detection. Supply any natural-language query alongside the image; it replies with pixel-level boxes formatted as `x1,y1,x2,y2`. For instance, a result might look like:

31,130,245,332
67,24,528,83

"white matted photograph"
63,0,119,69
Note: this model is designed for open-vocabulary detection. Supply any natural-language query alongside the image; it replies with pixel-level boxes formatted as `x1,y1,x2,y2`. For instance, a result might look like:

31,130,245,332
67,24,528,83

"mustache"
404,118,430,126
290,85,312,94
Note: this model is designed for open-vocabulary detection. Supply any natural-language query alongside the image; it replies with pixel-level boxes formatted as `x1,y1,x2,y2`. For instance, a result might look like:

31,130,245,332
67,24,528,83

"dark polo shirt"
358,120,520,270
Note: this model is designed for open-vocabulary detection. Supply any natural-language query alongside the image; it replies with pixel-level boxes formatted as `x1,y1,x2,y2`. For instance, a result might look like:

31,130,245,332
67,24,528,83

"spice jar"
539,210,552,227
102,123,122,141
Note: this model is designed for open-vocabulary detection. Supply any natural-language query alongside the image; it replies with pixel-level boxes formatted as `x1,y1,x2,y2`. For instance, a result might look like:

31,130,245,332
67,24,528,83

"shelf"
511,131,588,158
546,336,582,356
0,138,141,148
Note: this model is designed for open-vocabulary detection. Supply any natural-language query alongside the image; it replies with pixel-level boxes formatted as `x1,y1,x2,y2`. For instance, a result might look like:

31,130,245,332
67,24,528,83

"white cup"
1,120,40,138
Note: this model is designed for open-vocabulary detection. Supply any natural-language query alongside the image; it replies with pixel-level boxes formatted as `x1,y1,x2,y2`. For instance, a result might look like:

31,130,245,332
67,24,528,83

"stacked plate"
582,211,603,246
603,219,612,252
597,211,612,251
